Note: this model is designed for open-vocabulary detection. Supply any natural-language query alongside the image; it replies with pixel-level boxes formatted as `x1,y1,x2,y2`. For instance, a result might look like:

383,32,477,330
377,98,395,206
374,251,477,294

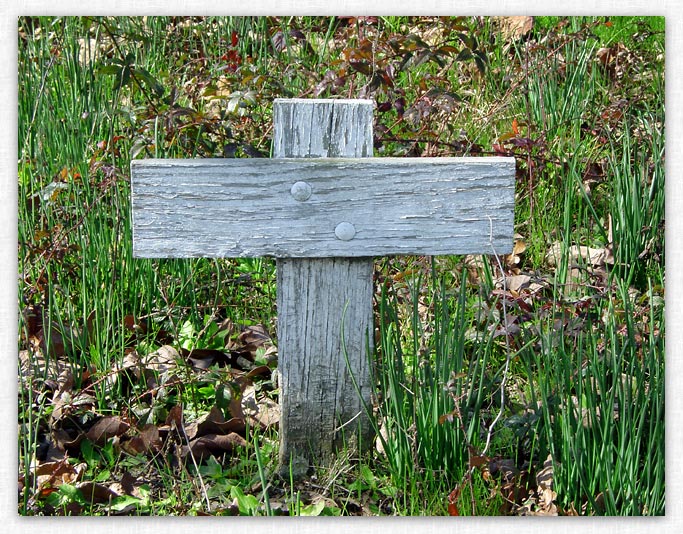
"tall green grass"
18,16,664,515
519,278,665,515
368,17,664,515
18,17,278,510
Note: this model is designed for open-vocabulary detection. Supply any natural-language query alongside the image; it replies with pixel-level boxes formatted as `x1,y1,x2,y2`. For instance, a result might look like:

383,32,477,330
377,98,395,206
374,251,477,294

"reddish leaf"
447,486,461,516
166,404,183,429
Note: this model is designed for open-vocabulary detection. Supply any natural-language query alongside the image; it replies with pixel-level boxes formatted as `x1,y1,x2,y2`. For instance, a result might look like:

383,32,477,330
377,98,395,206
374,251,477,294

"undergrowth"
18,16,664,516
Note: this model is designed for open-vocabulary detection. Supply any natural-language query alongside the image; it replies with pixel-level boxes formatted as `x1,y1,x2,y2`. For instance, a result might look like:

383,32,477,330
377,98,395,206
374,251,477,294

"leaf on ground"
85,416,130,446
185,405,246,441
489,457,520,483
447,485,462,516
503,234,527,269
165,404,184,429
76,480,122,504
245,364,272,379
236,324,273,353
32,458,88,497
535,454,554,490
119,424,162,455
464,254,487,284
143,345,181,373
131,345,182,390
467,445,489,469
534,455,558,515
241,385,280,429
495,16,534,42
182,347,231,370
505,274,531,293
183,433,247,463
546,242,611,268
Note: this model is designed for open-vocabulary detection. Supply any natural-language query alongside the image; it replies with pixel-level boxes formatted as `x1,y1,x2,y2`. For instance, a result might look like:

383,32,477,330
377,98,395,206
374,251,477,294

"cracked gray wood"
130,98,516,477
131,156,515,258
273,99,375,477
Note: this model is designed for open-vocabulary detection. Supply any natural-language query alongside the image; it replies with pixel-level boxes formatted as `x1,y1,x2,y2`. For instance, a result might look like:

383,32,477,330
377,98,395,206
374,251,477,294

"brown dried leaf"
464,254,486,284
120,424,162,455
183,432,247,463
495,16,534,42
185,405,246,440
532,454,558,515
504,234,527,268
182,347,231,370
85,416,130,445
506,274,531,293
50,427,84,452
76,480,122,504
546,242,610,268
468,445,489,469
245,364,272,379
235,324,274,359
34,459,88,495
489,457,520,483
241,385,280,429
165,404,184,429
143,345,180,373
536,454,554,490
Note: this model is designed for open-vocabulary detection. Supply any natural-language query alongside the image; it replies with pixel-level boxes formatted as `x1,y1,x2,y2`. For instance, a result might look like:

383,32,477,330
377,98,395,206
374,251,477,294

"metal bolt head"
290,181,312,201
335,222,356,241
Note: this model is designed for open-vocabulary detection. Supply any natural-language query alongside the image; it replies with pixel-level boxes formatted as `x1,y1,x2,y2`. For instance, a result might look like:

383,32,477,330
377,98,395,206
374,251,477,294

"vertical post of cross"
273,99,375,477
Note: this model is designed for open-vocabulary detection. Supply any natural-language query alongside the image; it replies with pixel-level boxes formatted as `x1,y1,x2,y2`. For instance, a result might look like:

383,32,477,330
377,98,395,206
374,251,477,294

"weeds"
18,16,664,515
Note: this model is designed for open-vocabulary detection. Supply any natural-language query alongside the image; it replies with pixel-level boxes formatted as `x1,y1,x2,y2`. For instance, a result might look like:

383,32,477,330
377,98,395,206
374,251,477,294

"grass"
18,16,664,515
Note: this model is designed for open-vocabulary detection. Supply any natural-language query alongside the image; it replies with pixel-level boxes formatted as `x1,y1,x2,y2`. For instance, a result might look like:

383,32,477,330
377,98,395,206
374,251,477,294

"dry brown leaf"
533,454,558,515
120,424,162,455
464,254,486,284
489,457,519,483
34,459,88,495
143,345,180,373
185,405,246,440
506,274,531,293
504,234,527,268
545,242,611,268
76,480,122,504
495,16,534,42
183,432,247,463
85,416,130,445
241,385,280,429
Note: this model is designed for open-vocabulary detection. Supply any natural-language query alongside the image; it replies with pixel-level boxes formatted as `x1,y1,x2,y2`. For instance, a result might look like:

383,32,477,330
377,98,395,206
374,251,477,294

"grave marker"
131,98,515,476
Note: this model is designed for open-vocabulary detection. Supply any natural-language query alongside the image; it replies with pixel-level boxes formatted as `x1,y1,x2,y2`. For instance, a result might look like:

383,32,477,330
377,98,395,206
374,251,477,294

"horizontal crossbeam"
131,156,515,258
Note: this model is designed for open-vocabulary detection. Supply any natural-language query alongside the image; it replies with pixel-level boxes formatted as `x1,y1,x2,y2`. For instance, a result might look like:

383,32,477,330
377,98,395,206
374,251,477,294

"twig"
333,410,363,433
482,215,512,457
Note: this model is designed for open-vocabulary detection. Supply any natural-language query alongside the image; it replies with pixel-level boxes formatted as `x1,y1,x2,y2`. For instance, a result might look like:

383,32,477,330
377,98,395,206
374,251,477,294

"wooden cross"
131,98,515,477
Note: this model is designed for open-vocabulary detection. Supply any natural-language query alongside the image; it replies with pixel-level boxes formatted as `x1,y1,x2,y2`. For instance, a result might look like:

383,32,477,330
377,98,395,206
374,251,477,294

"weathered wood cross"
131,98,515,477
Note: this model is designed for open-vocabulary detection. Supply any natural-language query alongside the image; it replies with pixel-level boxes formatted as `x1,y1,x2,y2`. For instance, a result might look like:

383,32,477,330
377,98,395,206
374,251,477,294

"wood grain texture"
277,258,374,472
273,99,375,476
130,156,515,258
128,98,517,478
273,98,374,159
